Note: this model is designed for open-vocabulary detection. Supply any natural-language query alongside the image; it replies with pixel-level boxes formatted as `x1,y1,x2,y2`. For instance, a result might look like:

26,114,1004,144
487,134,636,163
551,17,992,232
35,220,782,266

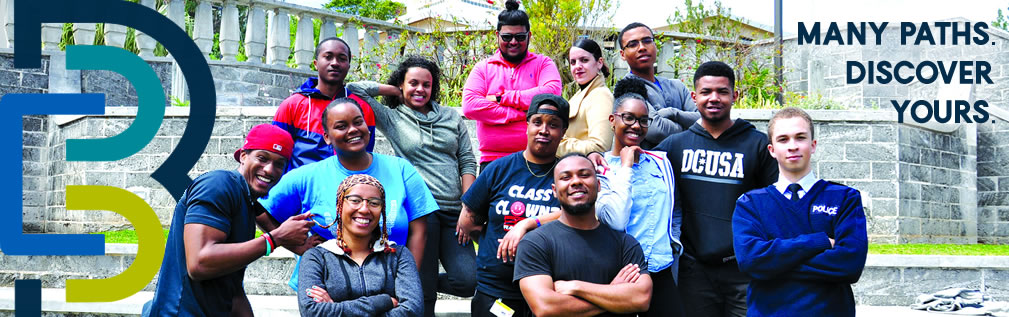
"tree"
524,0,616,97
995,6,1008,31
324,0,406,21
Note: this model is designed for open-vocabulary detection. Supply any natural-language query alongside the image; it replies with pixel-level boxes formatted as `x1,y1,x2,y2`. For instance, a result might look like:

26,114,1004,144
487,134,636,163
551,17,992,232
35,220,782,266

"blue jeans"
420,212,477,317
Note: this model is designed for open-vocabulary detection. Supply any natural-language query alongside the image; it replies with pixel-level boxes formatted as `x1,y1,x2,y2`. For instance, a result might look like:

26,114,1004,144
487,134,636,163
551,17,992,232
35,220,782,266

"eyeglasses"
344,195,384,210
499,32,529,43
623,37,654,50
618,112,650,127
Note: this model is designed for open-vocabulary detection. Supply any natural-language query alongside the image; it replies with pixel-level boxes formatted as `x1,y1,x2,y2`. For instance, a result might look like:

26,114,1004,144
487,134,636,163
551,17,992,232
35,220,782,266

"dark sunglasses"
499,32,529,43
618,112,650,127
623,37,654,49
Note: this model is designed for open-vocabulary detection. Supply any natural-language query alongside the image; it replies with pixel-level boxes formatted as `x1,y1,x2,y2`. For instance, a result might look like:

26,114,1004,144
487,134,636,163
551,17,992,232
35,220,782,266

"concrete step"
0,287,471,317
0,287,959,317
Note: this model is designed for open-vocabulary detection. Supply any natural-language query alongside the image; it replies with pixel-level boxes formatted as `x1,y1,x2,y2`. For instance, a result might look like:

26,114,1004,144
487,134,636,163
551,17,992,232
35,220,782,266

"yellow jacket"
558,74,614,156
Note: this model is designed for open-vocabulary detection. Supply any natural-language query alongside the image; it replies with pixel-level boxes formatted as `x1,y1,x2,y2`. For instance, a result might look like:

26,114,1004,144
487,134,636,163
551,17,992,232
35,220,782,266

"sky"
285,0,1008,34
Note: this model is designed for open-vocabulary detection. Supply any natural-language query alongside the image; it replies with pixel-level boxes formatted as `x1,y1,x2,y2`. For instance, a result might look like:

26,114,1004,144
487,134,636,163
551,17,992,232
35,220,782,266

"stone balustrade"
0,0,421,70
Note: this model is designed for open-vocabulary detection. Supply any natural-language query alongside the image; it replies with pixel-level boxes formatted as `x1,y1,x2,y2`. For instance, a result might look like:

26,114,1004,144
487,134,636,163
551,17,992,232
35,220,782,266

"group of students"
142,0,869,316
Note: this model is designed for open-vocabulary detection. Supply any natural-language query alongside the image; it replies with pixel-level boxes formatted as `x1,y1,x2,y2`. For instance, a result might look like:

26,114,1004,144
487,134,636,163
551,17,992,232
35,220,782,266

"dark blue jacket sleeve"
387,248,423,317
732,193,834,280
785,189,869,283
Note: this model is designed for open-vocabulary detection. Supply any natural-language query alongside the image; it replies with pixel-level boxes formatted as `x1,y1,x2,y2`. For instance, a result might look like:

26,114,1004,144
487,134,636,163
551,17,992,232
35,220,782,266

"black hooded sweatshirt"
656,119,778,265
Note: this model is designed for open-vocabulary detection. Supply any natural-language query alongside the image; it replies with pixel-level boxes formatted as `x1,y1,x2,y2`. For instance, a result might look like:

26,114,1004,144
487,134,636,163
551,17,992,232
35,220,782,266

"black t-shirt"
147,170,258,317
461,151,560,300
513,221,648,317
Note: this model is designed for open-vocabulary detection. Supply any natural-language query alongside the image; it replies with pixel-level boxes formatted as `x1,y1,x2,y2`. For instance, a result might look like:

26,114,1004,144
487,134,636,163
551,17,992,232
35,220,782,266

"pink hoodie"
462,50,562,163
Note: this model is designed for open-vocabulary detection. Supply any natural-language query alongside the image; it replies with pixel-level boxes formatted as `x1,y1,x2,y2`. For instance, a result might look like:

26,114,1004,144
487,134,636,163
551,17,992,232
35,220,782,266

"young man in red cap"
146,124,318,317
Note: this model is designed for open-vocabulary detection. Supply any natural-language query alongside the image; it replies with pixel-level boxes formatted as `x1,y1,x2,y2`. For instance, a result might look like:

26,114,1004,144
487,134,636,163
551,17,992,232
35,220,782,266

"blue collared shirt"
598,151,680,273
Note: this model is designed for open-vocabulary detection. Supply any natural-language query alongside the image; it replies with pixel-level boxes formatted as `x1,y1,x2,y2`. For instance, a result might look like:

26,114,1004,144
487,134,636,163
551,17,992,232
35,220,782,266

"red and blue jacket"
273,77,376,172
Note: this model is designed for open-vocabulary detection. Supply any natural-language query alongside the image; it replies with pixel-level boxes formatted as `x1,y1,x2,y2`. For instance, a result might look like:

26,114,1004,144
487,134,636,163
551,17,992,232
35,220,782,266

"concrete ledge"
0,288,469,317
866,255,1009,269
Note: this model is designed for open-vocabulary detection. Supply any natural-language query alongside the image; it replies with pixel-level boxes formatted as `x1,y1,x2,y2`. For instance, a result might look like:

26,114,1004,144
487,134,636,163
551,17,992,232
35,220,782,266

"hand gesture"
272,213,315,248
618,146,642,168
587,152,609,173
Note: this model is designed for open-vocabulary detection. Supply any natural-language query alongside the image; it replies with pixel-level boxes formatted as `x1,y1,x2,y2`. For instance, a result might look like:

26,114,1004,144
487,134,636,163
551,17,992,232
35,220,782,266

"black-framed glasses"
618,112,650,127
623,36,654,49
499,32,529,43
344,195,384,210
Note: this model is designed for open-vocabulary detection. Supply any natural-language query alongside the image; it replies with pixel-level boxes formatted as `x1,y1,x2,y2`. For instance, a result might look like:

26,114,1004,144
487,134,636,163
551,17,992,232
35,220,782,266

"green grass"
868,244,1009,256
93,229,263,244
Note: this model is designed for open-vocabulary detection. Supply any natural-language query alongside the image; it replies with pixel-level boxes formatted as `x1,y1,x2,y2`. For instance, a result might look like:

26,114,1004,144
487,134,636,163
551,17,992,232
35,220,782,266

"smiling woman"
345,55,481,316
258,97,440,293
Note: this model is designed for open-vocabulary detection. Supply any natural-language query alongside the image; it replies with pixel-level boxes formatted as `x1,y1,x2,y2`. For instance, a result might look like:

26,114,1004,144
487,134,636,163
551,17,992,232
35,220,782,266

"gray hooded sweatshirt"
623,73,701,149
298,240,423,317
348,82,477,220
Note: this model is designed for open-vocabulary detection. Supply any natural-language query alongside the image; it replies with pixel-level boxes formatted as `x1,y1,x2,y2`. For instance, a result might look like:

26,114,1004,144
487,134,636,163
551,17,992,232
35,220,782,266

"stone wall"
978,119,1009,244
2,52,52,234
209,61,314,107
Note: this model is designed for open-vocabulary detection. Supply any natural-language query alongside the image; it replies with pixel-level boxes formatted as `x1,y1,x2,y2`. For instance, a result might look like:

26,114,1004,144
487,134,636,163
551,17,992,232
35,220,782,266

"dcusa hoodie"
656,119,778,265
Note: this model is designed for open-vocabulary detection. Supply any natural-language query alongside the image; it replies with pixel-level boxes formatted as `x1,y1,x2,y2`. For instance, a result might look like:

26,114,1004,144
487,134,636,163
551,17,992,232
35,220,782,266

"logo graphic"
0,0,216,313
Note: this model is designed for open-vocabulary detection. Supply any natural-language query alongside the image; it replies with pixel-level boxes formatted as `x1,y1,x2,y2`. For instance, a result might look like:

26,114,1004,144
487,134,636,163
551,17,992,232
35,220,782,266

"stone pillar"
385,30,401,60
192,0,214,57
319,19,336,42
266,8,291,66
244,4,267,63
219,0,240,61
2,0,12,48
293,14,315,70
165,0,187,103
103,24,128,48
73,23,97,46
363,28,380,58
135,0,157,57
42,24,63,51
342,23,360,58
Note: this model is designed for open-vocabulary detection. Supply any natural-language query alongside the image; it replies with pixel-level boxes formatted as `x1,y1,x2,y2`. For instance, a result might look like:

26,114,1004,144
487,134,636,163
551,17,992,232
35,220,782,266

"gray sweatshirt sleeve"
455,116,478,177
387,247,423,317
298,248,395,317
346,81,397,131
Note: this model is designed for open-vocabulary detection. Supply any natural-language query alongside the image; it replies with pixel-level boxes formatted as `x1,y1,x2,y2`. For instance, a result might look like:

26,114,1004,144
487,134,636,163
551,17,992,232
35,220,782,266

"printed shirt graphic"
460,151,560,300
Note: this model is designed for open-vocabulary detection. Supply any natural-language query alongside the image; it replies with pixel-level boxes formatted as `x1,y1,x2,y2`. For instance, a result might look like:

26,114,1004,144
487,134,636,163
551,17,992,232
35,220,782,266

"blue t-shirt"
148,170,257,317
460,151,560,300
260,153,438,288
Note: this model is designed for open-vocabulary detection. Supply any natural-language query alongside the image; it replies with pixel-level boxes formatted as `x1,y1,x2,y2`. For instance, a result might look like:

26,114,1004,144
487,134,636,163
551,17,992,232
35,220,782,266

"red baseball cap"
233,124,294,162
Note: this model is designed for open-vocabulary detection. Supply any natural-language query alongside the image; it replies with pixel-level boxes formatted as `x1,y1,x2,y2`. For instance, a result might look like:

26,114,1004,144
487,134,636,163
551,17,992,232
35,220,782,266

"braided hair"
332,174,395,254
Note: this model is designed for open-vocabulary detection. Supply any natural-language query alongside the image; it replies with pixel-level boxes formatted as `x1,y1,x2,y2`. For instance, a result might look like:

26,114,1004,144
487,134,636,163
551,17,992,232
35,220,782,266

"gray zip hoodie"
298,240,423,317
348,82,478,219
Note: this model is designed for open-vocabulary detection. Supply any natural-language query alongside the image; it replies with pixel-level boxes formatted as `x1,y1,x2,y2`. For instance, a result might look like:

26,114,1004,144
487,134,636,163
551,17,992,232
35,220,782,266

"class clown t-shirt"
461,151,560,300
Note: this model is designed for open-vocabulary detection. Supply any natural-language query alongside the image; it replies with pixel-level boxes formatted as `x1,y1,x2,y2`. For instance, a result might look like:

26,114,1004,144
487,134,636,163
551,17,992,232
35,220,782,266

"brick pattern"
896,125,976,243
978,119,1009,244
80,61,172,107
211,63,314,107
2,54,52,234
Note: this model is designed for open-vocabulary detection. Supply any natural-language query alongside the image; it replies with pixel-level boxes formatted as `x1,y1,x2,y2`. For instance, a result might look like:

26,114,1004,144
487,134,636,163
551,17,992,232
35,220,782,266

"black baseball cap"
527,94,570,129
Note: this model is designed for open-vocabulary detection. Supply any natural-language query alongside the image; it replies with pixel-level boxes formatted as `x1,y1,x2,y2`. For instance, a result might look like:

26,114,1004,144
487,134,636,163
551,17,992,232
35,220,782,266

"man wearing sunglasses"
463,0,562,171
618,22,700,149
